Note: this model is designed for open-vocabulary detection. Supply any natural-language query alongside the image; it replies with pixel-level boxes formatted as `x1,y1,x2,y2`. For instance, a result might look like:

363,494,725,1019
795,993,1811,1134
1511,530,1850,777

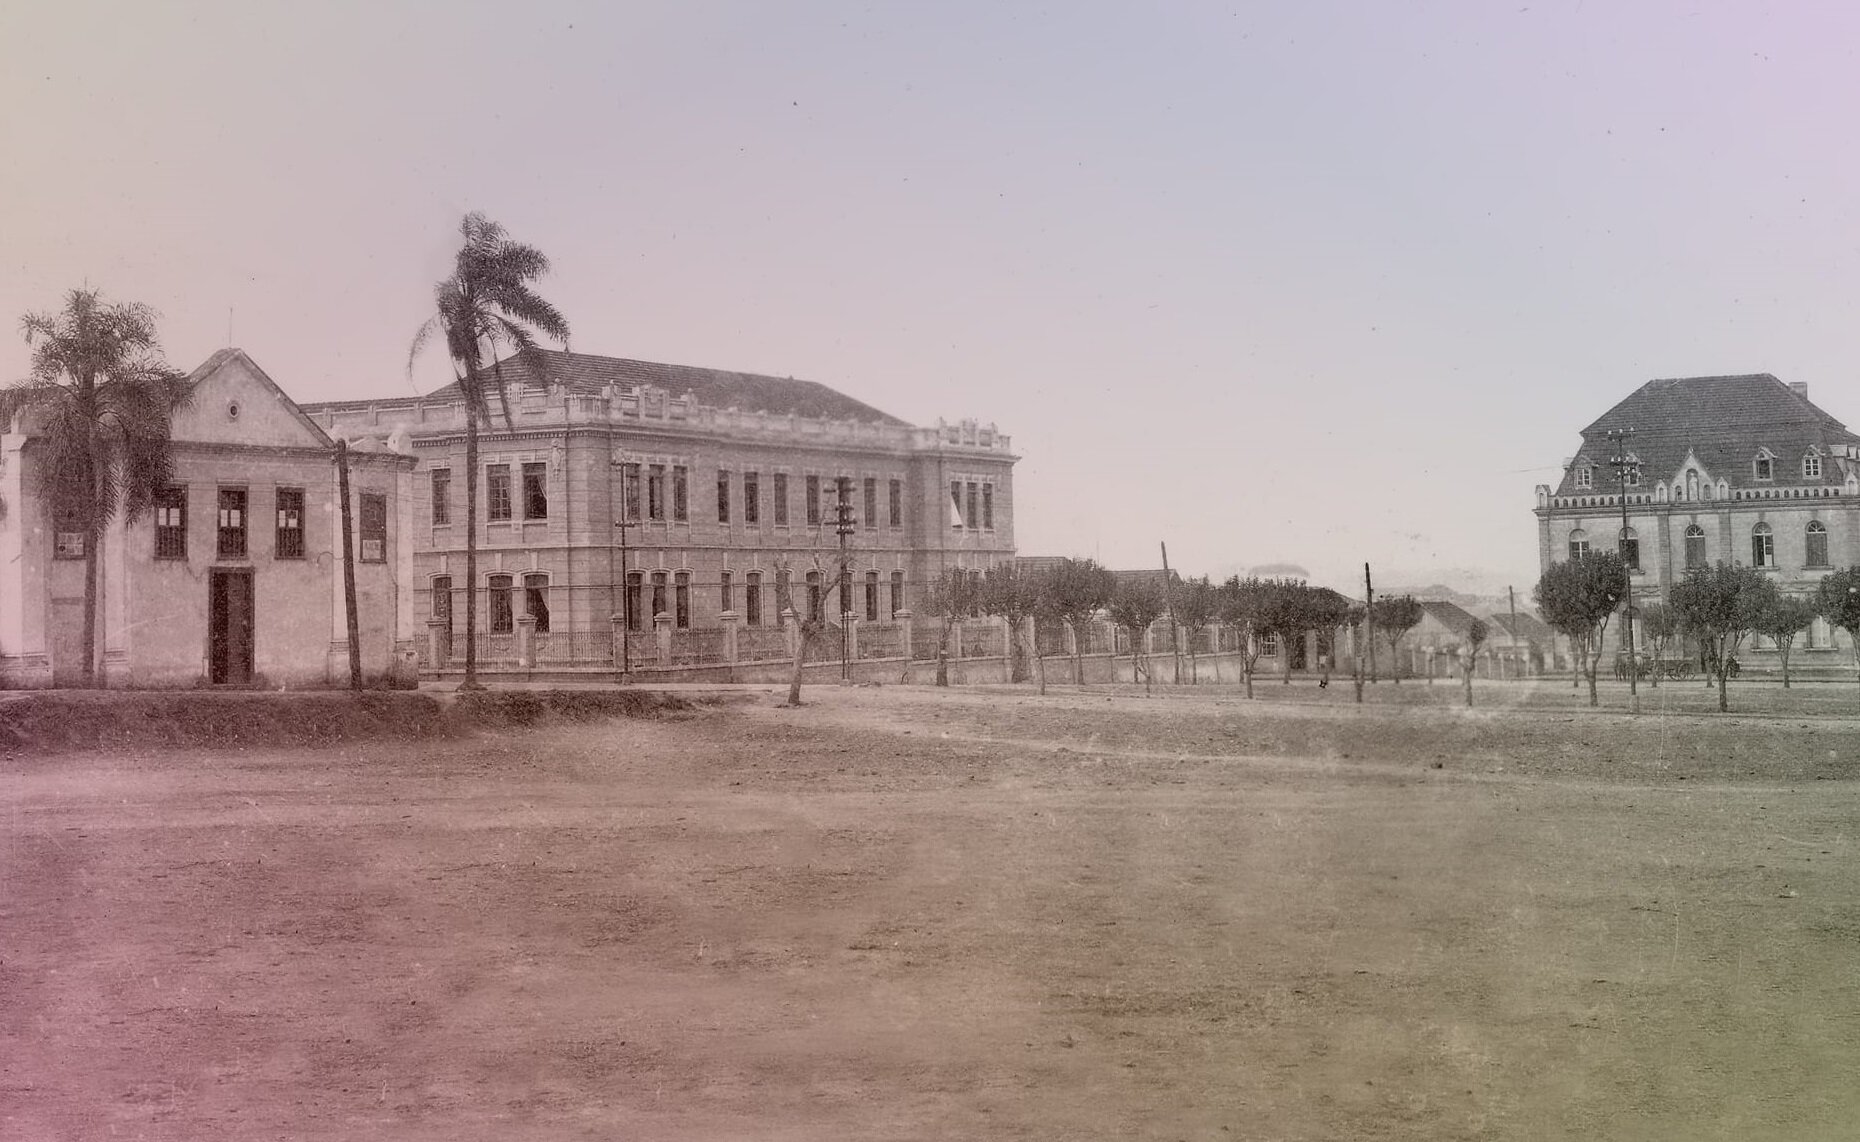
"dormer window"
1622,466,1641,488
1754,450,1775,481
1804,451,1823,480
1573,465,1593,490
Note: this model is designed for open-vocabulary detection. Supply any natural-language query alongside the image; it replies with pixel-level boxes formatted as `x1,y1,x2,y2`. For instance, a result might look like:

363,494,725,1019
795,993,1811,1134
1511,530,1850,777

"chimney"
1790,381,1810,400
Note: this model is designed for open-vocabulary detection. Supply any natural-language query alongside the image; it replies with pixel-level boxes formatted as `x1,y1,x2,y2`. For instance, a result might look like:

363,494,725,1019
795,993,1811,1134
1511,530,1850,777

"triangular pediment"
169,349,334,450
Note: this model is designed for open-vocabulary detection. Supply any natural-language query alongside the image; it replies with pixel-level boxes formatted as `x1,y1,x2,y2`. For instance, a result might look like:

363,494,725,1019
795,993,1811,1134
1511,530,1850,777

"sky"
5,0,1860,594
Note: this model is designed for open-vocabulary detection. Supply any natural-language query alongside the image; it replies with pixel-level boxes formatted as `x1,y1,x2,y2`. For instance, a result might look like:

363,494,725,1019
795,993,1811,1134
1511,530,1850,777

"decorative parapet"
1536,484,1856,512
309,388,1013,456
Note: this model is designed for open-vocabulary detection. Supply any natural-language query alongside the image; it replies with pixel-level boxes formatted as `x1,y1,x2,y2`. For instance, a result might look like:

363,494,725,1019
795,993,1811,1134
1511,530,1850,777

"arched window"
1684,524,1707,569
806,570,822,622
523,572,550,633
488,573,515,633
1807,521,1829,568
625,571,643,631
674,571,690,629
1618,526,1640,571
1567,528,1590,561
745,571,763,626
1755,451,1775,481
650,571,667,619
890,570,905,618
865,571,880,622
1752,523,1775,568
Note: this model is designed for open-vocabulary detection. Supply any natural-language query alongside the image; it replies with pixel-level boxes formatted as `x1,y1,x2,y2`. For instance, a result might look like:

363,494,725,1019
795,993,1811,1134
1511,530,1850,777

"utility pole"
336,439,362,691
1509,584,1520,678
1606,427,1641,714
614,515,635,684
835,477,855,683
1364,562,1377,683
1159,541,1182,684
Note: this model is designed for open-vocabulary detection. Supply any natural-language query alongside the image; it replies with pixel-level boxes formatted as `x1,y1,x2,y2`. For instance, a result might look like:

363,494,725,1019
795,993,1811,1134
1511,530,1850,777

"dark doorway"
209,569,255,685
1288,631,1308,671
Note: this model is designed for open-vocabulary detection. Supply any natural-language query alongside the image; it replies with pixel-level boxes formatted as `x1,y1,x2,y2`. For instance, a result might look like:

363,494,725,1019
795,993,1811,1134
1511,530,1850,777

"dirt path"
5,686,1859,1139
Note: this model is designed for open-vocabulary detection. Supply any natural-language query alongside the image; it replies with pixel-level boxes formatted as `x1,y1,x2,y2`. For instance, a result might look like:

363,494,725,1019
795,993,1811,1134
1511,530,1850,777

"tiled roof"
306,348,908,426
1556,374,1860,497
1488,612,1555,642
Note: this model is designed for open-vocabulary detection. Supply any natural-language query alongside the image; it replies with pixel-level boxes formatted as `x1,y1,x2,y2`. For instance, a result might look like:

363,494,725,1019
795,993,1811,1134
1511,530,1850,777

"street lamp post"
835,476,855,683
1607,427,1640,714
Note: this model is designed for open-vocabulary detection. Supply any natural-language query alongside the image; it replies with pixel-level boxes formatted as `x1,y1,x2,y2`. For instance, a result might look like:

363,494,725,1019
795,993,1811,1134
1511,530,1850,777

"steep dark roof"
1416,600,1482,637
1489,612,1555,643
306,348,908,426
1557,374,1860,496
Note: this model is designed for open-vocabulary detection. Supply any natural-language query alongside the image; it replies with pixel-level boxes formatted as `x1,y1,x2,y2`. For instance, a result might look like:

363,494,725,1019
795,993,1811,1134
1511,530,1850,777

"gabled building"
303,349,1017,674
0,350,417,687
1535,373,1860,661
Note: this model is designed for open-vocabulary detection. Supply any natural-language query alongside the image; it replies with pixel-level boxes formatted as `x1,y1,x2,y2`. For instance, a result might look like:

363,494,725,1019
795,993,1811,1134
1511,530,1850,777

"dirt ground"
6,679,1860,1140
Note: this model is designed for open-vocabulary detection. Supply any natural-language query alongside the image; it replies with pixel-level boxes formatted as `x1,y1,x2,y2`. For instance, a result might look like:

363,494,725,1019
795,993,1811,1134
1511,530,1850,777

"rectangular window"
717,469,731,523
1753,531,1775,568
983,483,994,530
521,462,547,520
359,493,386,562
52,496,85,559
889,479,902,527
651,571,667,620
746,572,762,626
626,571,643,631
950,480,963,528
489,574,514,633
675,571,690,629
431,468,451,526
621,462,642,522
865,571,879,622
648,464,665,520
154,487,187,560
967,482,979,531
672,465,688,521
487,464,512,521
1573,466,1593,490
1806,454,1824,480
863,477,877,526
890,571,904,618
720,569,733,614
772,473,789,525
806,475,821,524
744,471,760,525
523,572,549,632
275,487,305,559
217,488,248,558
1756,457,1774,481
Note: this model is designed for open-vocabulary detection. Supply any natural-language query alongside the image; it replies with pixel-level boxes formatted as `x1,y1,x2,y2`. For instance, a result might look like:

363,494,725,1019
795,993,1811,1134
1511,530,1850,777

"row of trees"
1536,552,1860,711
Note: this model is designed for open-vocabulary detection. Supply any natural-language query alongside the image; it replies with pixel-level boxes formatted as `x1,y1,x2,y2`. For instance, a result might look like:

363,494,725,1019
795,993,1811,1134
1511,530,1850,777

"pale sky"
6,1,1859,594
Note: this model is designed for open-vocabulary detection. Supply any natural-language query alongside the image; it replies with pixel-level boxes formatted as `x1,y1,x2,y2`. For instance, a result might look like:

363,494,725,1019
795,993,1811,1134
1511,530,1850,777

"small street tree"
1638,601,1678,689
1669,562,1774,713
5,289,187,687
979,563,1040,683
924,568,981,687
1370,595,1424,683
1173,575,1218,684
1817,568,1860,686
1109,576,1168,696
1533,554,1629,707
1462,618,1488,707
1218,575,1270,698
1755,593,1816,689
1255,579,1310,685
1043,558,1116,686
1306,587,1353,687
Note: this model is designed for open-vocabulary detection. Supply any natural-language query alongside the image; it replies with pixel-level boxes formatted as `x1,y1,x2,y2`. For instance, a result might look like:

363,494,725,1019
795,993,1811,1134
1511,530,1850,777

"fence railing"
737,625,792,663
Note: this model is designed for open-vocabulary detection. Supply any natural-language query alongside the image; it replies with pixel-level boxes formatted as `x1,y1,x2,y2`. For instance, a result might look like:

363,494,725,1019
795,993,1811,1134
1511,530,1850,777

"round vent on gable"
228,401,241,420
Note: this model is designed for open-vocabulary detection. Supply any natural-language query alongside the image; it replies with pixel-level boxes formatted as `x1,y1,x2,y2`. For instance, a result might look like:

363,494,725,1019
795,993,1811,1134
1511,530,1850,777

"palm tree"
3,289,186,686
409,213,570,689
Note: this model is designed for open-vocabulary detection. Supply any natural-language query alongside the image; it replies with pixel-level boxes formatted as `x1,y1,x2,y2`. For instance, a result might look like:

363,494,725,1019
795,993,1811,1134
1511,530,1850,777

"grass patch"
0,689,699,753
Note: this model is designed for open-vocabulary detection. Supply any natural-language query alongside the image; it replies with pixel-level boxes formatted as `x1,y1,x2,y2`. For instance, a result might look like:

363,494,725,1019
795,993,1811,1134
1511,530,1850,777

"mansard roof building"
304,348,1017,676
1535,373,1860,664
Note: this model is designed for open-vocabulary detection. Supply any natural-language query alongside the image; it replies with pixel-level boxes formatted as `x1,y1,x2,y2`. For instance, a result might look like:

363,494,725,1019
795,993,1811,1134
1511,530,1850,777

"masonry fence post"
654,612,672,669
894,609,914,662
426,619,447,668
721,610,740,666
846,613,859,663
609,613,625,669
782,607,799,659
516,614,537,668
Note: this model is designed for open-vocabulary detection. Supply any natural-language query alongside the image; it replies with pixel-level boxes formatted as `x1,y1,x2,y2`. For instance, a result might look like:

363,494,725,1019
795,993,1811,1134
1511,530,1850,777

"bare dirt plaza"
7,679,1860,1140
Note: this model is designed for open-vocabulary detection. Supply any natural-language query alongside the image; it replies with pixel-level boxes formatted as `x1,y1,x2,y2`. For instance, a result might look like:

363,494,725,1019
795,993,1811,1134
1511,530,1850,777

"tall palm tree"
409,213,570,689
3,289,186,686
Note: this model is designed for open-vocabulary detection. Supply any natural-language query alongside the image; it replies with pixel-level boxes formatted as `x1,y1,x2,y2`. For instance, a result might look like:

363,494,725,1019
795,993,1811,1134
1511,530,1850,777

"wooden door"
209,570,255,685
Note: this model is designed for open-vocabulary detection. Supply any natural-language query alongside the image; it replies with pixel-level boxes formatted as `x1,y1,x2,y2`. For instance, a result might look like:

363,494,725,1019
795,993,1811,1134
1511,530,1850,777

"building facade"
1535,373,1860,665
0,350,418,687
304,349,1017,673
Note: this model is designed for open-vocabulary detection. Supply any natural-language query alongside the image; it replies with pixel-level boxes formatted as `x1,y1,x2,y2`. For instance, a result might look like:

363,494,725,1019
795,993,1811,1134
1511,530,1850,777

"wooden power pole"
336,439,362,691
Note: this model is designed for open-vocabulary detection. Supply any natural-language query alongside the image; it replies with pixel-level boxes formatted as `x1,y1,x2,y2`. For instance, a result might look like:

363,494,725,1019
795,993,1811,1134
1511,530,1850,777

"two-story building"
1535,373,1860,665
